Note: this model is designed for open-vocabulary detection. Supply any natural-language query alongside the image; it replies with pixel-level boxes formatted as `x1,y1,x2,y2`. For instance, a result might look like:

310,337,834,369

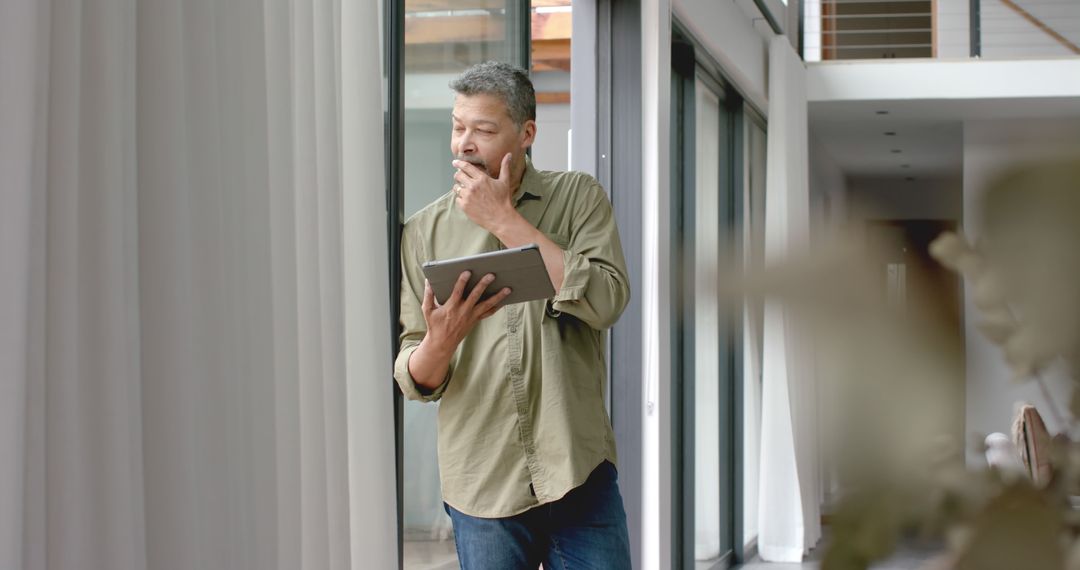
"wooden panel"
405,10,569,45
822,0,835,60
407,0,571,15
536,91,571,104
403,1,573,70
406,0,504,12
931,0,937,57
824,0,933,60
532,11,572,40
405,14,505,44
532,38,571,71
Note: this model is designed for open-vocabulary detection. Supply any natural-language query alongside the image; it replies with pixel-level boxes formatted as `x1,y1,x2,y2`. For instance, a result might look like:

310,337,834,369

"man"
394,61,632,569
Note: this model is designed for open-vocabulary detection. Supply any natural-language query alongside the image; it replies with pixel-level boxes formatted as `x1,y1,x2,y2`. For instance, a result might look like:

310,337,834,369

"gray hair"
449,61,536,128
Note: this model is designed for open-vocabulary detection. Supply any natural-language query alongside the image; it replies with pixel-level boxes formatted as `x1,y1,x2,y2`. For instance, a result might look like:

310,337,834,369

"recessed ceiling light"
884,131,897,136
876,110,890,115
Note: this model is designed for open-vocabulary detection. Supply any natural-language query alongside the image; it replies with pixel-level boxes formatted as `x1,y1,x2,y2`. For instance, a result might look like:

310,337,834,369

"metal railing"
804,0,1080,61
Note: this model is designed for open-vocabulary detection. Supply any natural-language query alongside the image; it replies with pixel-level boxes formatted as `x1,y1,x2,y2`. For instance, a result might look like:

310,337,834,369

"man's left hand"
453,153,519,233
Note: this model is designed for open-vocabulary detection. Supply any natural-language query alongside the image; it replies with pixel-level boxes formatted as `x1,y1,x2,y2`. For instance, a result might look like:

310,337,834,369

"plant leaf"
955,485,1064,570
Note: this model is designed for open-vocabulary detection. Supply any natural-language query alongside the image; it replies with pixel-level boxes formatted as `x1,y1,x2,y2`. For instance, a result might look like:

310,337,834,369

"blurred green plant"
813,158,1080,570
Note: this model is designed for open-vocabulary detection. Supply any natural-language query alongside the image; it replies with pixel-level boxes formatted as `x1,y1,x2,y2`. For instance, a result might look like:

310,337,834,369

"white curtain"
757,35,822,562
0,0,397,568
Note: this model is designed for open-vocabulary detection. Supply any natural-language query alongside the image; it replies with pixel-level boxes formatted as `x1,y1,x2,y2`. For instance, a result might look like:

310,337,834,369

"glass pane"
693,78,724,567
530,0,572,171
742,117,767,549
749,120,767,371
403,0,516,219
401,2,525,568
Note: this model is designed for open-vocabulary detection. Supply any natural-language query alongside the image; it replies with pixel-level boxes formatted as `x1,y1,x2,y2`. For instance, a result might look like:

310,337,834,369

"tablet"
422,244,555,307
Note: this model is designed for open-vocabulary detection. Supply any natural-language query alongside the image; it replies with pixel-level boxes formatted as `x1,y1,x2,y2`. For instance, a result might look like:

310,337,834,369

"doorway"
865,219,966,447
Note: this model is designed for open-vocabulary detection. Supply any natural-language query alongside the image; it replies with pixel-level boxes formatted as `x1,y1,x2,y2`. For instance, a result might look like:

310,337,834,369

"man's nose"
457,131,477,154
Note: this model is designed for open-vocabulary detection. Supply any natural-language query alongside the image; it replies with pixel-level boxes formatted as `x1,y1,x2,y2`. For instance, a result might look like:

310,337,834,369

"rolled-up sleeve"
549,182,630,330
394,224,451,402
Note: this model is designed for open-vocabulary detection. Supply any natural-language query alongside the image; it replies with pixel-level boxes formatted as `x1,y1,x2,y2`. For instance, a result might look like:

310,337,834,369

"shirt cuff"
549,249,590,313
394,343,449,402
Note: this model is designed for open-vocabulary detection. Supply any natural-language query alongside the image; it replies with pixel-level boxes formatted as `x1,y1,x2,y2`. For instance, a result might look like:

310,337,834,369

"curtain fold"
2,0,396,568
1,1,43,568
757,35,822,563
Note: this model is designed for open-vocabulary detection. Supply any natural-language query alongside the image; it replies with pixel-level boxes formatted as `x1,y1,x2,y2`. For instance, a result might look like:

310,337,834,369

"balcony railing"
803,0,1080,61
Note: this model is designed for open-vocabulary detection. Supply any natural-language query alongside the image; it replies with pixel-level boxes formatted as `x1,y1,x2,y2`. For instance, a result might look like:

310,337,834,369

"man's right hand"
407,271,511,391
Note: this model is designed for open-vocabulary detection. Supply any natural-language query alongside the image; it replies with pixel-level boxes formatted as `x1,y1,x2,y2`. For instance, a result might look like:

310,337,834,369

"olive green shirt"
394,160,630,518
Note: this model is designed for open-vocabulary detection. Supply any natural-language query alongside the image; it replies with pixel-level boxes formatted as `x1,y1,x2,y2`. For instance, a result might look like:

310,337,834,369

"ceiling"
809,97,1080,181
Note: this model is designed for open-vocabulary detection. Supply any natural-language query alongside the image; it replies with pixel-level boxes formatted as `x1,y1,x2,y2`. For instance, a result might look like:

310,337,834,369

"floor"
403,532,947,570
402,535,458,570
737,537,945,570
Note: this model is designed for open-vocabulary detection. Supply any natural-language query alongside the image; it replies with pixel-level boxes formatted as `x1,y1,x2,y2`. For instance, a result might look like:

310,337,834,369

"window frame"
384,2,532,568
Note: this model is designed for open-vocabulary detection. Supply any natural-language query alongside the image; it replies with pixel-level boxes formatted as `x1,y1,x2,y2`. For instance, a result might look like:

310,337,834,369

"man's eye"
478,130,494,135
453,126,464,132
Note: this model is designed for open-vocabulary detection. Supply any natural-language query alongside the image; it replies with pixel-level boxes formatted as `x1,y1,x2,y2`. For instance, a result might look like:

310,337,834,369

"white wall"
962,118,1080,465
809,134,849,231
532,70,573,172
672,0,772,113
534,103,571,172
803,0,822,62
807,58,1080,102
937,0,970,58
979,0,1080,59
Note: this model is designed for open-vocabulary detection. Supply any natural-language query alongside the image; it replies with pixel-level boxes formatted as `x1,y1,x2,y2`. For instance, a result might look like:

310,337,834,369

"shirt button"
509,326,517,333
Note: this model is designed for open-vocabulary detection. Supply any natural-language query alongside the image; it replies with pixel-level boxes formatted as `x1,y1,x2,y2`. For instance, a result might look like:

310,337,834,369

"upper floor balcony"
803,0,1080,61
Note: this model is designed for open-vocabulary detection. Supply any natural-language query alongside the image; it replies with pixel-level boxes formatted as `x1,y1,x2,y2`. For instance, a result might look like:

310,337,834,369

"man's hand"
452,152,567,292
453,153,519,233
423,271,510,347
407,271,511,391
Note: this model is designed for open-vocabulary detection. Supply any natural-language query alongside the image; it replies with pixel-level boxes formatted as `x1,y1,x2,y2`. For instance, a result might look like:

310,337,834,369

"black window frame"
384,2,532,568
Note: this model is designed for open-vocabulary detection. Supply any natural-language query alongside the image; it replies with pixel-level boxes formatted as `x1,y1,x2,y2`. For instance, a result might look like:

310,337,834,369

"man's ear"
520,119,537,150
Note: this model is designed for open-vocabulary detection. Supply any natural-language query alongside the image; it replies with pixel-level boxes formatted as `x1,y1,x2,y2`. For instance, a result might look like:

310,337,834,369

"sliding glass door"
671,29,742,570
395,2,529,568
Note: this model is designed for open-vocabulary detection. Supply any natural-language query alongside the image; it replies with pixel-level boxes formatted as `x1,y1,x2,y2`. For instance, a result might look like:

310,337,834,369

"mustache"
454,154,490,175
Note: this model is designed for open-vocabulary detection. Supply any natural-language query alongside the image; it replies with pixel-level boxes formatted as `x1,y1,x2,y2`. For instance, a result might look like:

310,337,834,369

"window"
672,27,745,569
390,2,538,567
741,112,767,553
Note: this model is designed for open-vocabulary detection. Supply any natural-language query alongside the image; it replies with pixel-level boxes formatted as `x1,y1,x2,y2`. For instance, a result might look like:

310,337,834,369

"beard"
454,154,490,176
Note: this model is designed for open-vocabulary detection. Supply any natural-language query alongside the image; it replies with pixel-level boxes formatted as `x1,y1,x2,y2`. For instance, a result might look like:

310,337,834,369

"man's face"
450,93,535,179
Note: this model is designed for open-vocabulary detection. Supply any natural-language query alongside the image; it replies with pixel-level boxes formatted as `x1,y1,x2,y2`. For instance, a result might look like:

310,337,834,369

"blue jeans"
445,461,632,569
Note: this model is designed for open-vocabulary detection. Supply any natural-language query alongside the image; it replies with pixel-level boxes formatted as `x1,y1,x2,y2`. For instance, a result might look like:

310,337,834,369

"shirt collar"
513,157,544,205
